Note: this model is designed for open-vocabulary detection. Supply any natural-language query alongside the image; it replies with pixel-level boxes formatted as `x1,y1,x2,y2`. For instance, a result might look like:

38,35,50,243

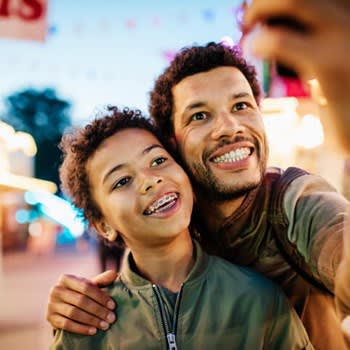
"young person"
47,44,349,349
49,106,312,349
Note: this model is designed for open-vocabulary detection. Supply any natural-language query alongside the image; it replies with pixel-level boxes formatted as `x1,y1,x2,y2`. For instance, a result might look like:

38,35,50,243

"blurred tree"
1,88,72,188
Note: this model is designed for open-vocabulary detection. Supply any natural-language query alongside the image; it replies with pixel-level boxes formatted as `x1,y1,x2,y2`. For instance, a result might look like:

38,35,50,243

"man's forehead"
172,67,253,108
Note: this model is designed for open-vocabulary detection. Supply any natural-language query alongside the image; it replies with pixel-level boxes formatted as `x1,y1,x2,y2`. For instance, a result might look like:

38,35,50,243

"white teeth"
144,193,178,215
212,147,250,163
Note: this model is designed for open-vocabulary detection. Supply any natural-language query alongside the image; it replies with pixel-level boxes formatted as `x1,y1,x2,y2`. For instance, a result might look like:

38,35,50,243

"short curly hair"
149,42,262,138
59,106,169,227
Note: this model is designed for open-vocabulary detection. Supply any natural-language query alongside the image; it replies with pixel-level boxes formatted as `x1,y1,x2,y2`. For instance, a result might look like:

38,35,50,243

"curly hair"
149,42,262,138
59,106,170,227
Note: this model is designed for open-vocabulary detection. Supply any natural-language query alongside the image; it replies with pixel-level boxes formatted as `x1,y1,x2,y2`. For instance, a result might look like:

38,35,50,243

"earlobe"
94,220,118,242
105,228,118,242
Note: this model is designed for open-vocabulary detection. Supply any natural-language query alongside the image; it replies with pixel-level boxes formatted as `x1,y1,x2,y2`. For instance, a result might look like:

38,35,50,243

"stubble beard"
179,134,269,203
190,161,263,202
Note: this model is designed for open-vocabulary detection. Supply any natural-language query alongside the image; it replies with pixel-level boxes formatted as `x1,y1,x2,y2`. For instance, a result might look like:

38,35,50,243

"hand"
243,0,350,153
46,270,118,335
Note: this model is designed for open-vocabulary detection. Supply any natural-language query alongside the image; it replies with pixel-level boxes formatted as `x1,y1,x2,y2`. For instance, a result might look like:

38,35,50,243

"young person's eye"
232,102,249,111
151,156,167,167
113,176,131,189
190,112,207,122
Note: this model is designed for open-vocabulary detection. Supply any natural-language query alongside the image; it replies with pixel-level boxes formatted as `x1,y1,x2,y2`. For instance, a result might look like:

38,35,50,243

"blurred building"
261,96,346,194
0,121,57,252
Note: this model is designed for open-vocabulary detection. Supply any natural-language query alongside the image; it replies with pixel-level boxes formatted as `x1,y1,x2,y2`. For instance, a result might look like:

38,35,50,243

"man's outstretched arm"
244,0,350,154
46,270,118,335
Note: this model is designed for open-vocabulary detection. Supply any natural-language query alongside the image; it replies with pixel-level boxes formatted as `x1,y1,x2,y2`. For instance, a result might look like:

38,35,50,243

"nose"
139,171,163,194
210,111,244,141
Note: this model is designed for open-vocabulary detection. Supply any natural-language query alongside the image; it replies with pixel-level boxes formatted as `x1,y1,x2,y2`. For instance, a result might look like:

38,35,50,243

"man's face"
172,66,268,201
87,128,194,250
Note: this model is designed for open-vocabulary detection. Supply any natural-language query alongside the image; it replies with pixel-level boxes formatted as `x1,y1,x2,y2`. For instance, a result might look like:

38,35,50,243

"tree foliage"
1,88,72,187
1,88,71,141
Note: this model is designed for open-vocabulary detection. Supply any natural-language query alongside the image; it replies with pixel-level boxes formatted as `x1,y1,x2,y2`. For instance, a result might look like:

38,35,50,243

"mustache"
204,135,258,160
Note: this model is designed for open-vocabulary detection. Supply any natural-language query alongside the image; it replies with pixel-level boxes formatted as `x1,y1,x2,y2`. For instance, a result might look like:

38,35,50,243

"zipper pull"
166,333,177,350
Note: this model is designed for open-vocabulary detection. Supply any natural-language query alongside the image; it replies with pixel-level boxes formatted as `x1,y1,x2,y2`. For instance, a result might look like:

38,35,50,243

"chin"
168,217,191,235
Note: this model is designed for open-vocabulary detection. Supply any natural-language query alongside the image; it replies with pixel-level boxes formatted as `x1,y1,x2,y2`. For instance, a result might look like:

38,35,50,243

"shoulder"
206,255,288,320
51,328,106,349
104,278,134,301
208,255,280,297
264,166,348,213
281,167,348,213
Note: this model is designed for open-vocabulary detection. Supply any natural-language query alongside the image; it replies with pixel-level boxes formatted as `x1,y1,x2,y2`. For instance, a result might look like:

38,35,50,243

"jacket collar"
120,240,209,288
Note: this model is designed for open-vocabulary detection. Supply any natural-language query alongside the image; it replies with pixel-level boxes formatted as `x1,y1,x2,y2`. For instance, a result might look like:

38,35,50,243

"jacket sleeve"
283,172,348,292
335,205,350,318
265,285,314,350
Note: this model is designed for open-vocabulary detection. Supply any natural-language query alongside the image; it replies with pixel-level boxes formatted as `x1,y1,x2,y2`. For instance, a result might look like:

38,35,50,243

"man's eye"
113,177,131,189
191,112,207,121
233,102,248,111
151,157,167,167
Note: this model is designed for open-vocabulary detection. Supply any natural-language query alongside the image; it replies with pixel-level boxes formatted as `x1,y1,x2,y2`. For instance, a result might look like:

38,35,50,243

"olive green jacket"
51,241,313,350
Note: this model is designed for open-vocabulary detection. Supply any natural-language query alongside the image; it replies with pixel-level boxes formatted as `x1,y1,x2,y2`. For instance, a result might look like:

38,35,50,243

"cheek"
176,130,202,164
104,198,134,230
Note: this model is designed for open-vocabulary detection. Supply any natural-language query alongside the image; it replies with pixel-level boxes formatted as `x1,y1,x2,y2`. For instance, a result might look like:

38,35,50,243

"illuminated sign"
0,0,48,41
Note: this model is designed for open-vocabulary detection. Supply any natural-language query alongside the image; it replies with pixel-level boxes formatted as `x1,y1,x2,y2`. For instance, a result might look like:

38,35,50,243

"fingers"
58,274,116,310
47,298,116,333
49,284,116,323
46,274,117,334
244,0,330,29
245,26,314,80
48,313,98,336
91,270,119,287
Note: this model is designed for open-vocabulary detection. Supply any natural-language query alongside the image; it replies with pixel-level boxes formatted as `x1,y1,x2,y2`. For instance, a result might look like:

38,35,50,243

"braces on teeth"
146,193,178,214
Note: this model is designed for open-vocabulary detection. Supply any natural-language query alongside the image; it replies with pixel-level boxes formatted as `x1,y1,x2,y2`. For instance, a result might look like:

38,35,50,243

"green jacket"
51,241,313,350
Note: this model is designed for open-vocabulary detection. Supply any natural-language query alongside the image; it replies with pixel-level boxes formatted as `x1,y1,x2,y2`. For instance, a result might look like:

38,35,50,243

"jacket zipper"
152,284,183,350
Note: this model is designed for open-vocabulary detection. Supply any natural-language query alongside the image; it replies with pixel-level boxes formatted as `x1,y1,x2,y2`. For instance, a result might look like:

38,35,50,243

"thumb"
91,270,119,287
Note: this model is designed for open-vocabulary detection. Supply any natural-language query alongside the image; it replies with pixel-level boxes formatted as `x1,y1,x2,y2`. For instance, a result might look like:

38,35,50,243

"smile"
211,147,251,163
143,192,178,216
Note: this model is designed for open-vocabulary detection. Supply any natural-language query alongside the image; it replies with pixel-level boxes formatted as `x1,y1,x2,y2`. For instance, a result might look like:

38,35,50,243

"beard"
186,136,268,202
189,161,262,201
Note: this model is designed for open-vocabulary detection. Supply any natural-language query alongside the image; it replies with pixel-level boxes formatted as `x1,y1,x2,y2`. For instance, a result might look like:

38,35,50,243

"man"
47,43,349,349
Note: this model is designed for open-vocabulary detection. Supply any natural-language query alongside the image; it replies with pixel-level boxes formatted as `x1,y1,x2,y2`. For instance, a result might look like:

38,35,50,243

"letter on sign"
0,0,48,41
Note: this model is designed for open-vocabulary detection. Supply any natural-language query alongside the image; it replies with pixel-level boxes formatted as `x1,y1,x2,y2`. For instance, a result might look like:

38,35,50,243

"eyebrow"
231,92,251,100
102,143,163,184
183,92,252,113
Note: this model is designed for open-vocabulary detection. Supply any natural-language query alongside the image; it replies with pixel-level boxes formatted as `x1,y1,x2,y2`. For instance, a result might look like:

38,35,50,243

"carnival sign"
0,0,48,41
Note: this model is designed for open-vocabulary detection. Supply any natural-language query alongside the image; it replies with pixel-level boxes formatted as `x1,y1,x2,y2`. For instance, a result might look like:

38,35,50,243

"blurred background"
0,1,349,349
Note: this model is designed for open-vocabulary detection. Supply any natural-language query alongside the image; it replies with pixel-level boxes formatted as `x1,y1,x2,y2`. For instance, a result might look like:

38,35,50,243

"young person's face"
171,66,268,201
87,128,194,249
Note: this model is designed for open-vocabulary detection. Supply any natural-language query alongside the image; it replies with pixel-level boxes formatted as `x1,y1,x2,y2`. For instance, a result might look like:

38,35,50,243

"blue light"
16,209,30,224
23,191,86,237
24,191,39,205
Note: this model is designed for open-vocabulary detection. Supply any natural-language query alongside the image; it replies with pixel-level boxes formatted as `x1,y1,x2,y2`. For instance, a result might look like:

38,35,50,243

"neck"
130,231,194,292
196,194,246,233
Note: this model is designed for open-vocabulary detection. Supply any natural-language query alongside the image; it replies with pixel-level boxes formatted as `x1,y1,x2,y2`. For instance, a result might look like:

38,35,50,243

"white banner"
0,0,48,42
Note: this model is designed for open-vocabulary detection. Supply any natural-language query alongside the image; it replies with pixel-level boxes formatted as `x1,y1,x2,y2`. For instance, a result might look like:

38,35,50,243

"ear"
93,220,118,242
